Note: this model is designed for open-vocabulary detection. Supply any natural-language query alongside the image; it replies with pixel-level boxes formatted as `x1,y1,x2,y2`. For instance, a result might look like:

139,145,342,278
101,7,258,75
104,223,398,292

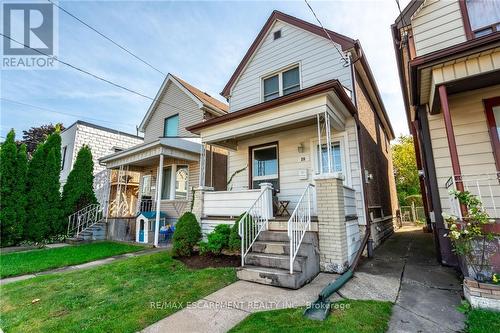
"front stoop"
237,231,320,289
66,222,107,244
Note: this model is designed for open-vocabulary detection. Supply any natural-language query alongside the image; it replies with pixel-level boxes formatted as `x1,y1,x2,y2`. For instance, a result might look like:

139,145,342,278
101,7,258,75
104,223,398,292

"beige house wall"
428,84,500,214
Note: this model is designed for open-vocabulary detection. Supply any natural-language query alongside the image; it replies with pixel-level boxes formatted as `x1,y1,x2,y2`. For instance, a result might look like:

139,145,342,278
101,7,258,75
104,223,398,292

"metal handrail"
287,184,315,274
67,204,104,238
238,188,271,267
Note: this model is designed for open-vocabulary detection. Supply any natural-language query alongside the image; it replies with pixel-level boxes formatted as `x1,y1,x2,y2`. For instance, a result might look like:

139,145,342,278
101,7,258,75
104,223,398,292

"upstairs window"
163,114,179,137
465,0,500,37
262,65,300,102
61,146,67,170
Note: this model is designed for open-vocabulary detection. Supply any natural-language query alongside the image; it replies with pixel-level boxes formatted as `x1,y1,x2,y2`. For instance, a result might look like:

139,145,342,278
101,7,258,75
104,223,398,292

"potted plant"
442,190,499,282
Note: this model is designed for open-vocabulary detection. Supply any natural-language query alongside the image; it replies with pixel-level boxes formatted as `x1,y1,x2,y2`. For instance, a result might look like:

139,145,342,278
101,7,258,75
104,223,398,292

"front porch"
100,138,201,246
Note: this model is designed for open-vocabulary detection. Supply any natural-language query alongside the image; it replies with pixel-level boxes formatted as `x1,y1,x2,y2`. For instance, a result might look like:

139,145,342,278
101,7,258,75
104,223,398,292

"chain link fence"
400,204,425,224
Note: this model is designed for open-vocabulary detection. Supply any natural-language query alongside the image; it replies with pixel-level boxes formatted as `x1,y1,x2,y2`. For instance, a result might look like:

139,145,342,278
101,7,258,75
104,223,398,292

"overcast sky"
0,0,411,140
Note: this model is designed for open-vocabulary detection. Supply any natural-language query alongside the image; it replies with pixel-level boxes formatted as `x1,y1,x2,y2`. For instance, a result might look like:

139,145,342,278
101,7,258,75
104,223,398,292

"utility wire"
0,33,206,117
304,0,349,67
47,0,167,77
1,97,137,127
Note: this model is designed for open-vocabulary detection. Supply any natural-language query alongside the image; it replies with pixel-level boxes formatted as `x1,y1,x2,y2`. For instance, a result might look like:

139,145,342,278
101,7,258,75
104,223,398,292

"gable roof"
220,10,356,97
139,74,228,132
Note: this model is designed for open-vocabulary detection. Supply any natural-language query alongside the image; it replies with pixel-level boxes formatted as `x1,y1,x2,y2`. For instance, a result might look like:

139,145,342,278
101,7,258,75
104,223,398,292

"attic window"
273,30,282,40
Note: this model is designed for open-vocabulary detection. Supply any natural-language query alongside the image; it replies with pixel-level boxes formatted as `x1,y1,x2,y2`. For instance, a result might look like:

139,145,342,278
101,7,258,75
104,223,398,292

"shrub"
172,212,201,256
228,213,245,251
205,224,231,254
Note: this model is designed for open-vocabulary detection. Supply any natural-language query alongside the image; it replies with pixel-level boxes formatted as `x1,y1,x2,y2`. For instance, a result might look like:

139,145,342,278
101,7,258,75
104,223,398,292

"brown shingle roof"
172,75,228,114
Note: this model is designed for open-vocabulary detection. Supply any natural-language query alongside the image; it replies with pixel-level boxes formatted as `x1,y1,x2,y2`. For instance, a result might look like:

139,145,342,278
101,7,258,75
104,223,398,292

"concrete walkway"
143,225,464,333
0,247,167,285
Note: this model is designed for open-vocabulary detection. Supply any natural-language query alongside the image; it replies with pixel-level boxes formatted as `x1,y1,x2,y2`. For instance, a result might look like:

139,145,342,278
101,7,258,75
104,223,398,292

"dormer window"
262,65,300,102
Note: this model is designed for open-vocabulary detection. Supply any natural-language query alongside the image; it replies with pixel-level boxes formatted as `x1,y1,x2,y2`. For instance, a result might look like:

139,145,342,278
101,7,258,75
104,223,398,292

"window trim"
248,142,280,191
261,64,301,102
459,0,500,40
484,96,500,171
163,114,180,138
160,164,189,201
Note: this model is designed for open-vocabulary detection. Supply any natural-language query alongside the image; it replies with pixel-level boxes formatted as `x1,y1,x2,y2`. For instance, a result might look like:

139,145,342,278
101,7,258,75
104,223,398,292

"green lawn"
0,251,237,332
229,300,393,333
466,308,500,333
0,241,146,278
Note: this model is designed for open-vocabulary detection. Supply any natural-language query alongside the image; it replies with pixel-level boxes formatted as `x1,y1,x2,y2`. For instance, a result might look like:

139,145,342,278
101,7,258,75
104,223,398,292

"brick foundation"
464,277,500,311
314,175,349,273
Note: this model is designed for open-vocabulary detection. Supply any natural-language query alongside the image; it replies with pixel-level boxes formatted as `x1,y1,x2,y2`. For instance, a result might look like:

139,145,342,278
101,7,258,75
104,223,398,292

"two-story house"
392,0,500,266
95,74,228,245
187,11,398,289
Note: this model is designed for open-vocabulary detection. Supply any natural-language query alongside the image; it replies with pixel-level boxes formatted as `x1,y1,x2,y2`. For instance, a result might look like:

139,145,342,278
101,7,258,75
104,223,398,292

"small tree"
25,132,63,242
15,144,28,240
172,212,201,256
0,130,25,245
18,123,64,157
61,146,97,221
391,135,420,206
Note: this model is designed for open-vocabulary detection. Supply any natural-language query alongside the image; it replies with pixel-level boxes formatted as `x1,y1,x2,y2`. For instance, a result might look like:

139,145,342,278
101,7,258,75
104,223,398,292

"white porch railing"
445,172,500,219
67,203,104,237
288,184,315,274
239,184,273,266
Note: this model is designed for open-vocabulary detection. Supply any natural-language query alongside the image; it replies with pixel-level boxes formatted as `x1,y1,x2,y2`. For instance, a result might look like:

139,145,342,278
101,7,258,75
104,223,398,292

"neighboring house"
187,11,398,288
392,0,500,266
60,120,143,186
98,74,228,245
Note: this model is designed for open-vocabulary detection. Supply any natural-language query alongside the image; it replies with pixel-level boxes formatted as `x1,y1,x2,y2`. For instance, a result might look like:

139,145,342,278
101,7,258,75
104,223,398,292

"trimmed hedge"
172,212,201,256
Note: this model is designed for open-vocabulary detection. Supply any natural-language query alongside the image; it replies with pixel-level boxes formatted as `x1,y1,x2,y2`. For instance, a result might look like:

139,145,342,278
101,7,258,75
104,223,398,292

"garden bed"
175,251,241,269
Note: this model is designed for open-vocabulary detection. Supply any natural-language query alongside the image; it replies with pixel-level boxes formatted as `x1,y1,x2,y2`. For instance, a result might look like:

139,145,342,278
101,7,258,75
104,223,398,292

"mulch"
175,252,241,269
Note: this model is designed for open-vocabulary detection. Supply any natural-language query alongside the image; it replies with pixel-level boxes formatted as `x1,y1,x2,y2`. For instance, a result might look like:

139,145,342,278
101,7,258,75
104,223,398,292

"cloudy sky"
1,0,410,140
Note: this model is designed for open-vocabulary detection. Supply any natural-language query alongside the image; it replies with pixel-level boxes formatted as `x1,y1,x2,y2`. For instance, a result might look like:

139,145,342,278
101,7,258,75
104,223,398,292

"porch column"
199,143,206,187
154,154,164,247
314,174,349,273
438,85,467,216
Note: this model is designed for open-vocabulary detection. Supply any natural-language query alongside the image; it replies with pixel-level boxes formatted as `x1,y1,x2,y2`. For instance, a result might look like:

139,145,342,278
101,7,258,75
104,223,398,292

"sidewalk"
0,247,168,285
142,225,465,333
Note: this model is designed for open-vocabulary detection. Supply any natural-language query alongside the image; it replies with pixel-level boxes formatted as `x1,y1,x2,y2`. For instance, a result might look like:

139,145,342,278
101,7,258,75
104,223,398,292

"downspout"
349,51,373,258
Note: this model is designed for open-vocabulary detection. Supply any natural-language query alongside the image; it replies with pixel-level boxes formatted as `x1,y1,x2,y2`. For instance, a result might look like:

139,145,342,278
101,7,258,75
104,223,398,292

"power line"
0,33,205,117
47,0,166,77
304,0,350,67
1,97,137,127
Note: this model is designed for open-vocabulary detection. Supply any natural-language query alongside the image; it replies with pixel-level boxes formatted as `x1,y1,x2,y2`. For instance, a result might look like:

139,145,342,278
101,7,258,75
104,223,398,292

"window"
465,0,500,37
141,175,152,196
61,146,67,170
262,65,300,101
163,114,179,137
251,144,279,190
273,29,282,40
316,142,343,174
484,97,500,171
161,165,189,200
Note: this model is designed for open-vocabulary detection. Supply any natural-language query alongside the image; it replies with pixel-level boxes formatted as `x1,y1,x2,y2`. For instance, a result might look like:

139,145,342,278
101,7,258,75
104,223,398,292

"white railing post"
259,182,273,221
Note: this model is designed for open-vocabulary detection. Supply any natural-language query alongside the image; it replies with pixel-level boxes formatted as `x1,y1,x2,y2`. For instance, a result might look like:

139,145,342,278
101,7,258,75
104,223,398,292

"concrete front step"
246,252,305,272
268,221,318,232
258,230,317,243
252,240,310,256
237,265,314,289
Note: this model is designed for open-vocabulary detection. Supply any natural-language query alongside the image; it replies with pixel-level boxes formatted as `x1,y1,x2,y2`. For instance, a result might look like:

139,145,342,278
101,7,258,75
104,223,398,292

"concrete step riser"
258,231,317,244
245,254,304,272
251,242,312,257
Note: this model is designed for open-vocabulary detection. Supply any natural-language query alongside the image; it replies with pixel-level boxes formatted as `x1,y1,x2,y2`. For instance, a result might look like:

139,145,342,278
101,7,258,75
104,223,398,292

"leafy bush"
228,214,245,251
172,212,201,256
204,224,231,255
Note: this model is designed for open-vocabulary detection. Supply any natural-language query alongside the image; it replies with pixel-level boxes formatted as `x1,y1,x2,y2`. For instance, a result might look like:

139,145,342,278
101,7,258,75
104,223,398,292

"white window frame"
141,175,152,197
310,133,351,186
261,63,302,102
160,164,189,201
251,144,279,184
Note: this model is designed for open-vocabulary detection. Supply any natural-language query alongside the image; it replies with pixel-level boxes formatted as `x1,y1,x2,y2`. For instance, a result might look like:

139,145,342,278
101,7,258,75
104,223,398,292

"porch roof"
99,137,201,168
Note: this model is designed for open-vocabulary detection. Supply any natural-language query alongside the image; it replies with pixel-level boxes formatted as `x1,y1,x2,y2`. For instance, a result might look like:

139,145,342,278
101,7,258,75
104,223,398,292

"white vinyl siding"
428,85,500,215
226,119,365,225
143,82,203,142
411,0,467,56
228,20,352,112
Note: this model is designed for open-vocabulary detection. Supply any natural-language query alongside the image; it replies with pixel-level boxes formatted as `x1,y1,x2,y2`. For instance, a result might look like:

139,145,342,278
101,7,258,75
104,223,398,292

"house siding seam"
229,20,352,112
143,81,204,143
61,123,143,185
